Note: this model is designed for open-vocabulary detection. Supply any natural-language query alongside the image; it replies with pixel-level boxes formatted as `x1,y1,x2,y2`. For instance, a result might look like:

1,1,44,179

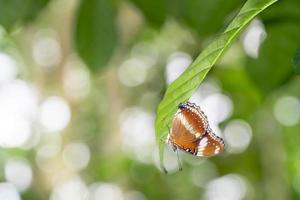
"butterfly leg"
169,144,183,171
176,149,183,171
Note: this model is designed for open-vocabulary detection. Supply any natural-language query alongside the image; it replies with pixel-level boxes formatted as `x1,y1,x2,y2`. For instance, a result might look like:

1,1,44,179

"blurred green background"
0,0,300,199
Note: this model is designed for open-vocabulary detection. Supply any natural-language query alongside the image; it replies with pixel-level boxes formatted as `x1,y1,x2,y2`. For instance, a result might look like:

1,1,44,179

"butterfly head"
178,102,186,110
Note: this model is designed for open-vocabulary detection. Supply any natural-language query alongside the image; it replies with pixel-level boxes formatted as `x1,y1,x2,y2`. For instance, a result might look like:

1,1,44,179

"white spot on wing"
198,137,208,153
214,146,220,154
178,113,199,136
199,137,208,147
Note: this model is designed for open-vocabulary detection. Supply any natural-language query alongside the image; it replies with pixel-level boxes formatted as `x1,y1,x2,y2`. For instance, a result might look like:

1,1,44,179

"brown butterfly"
167,101,225,157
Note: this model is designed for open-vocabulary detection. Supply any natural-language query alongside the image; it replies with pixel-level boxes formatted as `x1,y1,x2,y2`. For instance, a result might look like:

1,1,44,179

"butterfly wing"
168,113,199,154
179,102,208,138
168,101,225,156
196,132,225,157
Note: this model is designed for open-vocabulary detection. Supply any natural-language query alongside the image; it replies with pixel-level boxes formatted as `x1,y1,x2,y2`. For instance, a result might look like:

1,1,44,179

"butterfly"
167,101,225,158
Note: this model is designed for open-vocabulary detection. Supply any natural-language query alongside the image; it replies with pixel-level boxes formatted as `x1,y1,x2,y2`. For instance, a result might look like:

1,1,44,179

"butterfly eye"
178,103,185,109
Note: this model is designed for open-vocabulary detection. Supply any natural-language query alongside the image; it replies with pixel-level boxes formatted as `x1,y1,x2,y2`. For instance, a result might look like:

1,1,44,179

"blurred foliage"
0,0,50,31
172,0,241,36
246,23,300,92
130,0,167,27
130,0,241,36
292,48,300,74
0,0,300,200
260,0,300,24
246,0,300,92
74,0,118,71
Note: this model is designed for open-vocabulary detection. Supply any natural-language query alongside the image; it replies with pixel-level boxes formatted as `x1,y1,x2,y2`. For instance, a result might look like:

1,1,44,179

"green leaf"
246,23,300,92
292,48,300,75
261,0,300,24
155,0,278,172
74,0,118,72
179,0,241,37
0,0,50,31
130,0,167,27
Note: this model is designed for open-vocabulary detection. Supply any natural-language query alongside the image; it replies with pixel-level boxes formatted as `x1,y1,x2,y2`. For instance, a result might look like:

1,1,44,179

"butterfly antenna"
176,149,183,171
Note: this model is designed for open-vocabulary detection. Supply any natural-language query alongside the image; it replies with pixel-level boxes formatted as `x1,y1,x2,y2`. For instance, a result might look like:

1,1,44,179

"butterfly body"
167,102,225,157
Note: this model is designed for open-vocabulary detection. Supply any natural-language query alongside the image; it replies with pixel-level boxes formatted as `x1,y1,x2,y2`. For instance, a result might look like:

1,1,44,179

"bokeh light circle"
273,96,300,126
0,53,17,85
4,158,32,191
118,58,148,87
51,177,89,200
204,174,247,200
0,183,20,200
89,183,124,200
39,96,71,133
165,51,192,84
224,120,252,154
62,142,90,171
